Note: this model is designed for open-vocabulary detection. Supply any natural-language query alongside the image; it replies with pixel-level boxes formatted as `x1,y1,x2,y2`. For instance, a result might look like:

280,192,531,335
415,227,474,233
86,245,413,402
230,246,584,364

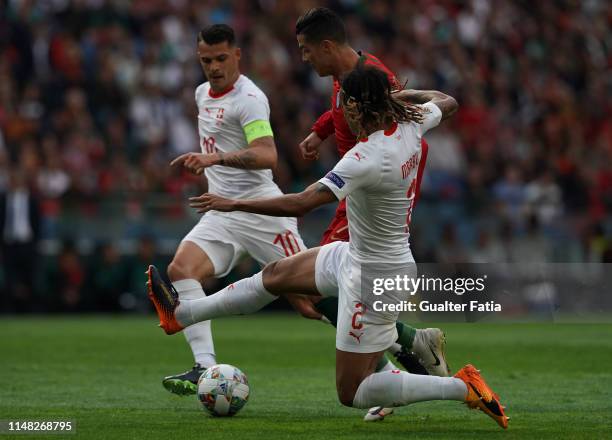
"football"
197,364,250,417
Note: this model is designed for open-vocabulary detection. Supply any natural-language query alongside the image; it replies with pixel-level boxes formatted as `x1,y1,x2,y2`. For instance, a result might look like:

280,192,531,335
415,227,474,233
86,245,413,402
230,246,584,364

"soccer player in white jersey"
158,24,308,395
147,67,509,429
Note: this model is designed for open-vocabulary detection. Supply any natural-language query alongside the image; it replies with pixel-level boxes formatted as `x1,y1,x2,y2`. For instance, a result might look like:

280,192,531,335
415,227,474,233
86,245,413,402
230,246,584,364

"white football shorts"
183,210,306,276
315,241,416,353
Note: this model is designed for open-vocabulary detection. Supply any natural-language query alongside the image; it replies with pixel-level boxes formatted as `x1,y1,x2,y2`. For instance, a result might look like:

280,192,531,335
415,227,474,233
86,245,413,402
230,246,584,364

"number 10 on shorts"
274,231,301,257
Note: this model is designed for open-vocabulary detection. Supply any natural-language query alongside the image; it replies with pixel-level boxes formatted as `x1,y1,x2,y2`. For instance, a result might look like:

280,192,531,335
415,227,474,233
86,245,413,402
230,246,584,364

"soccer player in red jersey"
297,8,429,246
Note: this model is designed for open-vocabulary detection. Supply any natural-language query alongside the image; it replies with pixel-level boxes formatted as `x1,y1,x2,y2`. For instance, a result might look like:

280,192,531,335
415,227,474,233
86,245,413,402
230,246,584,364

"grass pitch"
1,314,611,439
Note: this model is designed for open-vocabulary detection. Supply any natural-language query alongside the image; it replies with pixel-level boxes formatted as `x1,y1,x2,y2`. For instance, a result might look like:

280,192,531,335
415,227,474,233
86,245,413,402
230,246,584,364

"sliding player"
293,8,447,416
147,67,508,429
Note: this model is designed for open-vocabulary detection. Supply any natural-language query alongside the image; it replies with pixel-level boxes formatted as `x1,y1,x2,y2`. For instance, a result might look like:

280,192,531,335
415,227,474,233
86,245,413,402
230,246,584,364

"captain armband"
243,120,274,143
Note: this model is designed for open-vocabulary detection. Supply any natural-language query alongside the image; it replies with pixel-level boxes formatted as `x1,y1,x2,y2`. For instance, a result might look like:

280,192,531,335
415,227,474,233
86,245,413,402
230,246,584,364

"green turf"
1,315,611,439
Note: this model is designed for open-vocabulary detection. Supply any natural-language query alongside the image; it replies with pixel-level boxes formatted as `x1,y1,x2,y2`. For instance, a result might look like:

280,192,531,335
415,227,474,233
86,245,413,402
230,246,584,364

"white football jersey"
195,75,282,199
318,102,442,264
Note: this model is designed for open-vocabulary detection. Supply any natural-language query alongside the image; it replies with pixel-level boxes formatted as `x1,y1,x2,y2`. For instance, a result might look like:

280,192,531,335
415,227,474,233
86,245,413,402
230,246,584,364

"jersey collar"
208,84,235,98
359,122,398,142
384,121,398,136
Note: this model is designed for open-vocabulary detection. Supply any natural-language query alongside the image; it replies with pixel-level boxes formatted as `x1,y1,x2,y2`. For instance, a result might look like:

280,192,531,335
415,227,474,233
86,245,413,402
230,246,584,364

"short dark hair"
198,24,235,46
295,7,346,44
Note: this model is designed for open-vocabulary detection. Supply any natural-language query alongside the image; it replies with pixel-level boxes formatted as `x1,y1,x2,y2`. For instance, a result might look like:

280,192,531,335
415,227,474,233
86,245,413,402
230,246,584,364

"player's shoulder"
362,52,392,73
234,75,268,102
362,52,385,66
395,120,420,139
362,52,400,89
366,122,416,154
195,82,210,103
343,137,382,167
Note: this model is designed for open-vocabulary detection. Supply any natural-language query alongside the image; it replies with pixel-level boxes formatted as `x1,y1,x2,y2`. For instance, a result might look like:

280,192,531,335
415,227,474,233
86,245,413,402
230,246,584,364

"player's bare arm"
216,135,277,169
394,89,458,120
189,182,336,216
170,136,277,174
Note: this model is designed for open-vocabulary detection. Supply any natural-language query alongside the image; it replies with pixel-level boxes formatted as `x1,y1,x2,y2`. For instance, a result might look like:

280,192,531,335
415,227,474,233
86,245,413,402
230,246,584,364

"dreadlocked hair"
341,67,423,139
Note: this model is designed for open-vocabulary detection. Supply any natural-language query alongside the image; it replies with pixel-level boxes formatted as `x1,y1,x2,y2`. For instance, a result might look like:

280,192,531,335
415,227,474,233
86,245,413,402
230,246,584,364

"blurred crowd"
0,0,611,311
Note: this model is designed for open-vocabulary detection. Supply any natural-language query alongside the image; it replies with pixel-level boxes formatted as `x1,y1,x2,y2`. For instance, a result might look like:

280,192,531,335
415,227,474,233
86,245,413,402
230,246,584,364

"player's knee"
168,251,215,282
167,261,183,281
168,260,196,282
336,377,360,407
337,387,357,407
261,260,283,290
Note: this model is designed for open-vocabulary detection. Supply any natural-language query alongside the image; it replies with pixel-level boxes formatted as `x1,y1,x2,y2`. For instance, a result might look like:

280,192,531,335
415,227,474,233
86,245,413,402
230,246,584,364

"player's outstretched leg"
361,328,450,421
147,263,275,333
148,248,322,331
350,363,508,429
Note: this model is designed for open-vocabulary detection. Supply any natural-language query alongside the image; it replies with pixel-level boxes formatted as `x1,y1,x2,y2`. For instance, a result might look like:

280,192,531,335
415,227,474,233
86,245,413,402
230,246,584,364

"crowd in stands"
1,0,610,311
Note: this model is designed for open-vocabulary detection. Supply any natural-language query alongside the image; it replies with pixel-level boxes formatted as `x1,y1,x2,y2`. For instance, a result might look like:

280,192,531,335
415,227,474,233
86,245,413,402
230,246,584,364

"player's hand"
285,294,323,320
299,132,322,161
170,152,218,175
189,193,236,213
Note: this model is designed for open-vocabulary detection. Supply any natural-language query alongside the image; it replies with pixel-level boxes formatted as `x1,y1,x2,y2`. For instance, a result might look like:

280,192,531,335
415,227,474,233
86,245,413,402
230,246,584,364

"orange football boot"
454,364,509,429
146,265,184,335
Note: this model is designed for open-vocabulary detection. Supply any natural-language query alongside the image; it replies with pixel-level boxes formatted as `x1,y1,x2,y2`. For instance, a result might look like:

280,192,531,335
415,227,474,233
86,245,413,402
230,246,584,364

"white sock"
176,272,277,327
172,279,217,368
353,370,467,409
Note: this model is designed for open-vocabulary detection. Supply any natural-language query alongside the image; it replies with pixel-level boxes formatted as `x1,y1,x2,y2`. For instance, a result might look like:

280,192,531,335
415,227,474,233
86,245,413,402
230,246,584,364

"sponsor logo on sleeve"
325,171,345,188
